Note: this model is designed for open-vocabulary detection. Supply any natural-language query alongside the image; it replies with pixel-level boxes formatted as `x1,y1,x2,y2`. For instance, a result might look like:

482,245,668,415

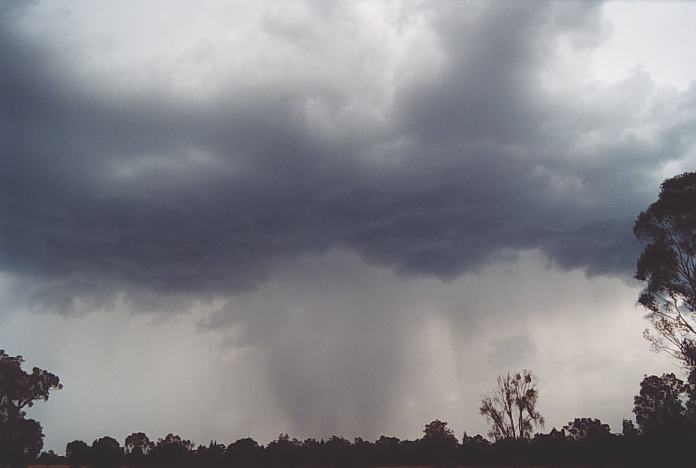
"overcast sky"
1,0,695,453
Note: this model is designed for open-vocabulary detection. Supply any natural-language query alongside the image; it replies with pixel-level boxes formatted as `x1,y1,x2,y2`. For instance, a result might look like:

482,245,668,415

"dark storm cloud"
1,1,695,312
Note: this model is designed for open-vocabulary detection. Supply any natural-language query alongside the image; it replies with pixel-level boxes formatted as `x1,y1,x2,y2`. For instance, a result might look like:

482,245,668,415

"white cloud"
591,1,696,90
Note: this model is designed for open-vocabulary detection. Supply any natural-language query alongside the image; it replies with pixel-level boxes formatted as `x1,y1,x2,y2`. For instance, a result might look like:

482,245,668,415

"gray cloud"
487,334,537,370
3,249,675,451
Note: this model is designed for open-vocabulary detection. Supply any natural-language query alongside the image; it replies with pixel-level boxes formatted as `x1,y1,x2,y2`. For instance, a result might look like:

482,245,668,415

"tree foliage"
66,439,91,468
0,349,62,420
480,369,544,441
125,431,154,456
420,420,458,465
633,373,690,435
634,172,696,366
149,433,195,467
422,419,457,446
92,436,123,468
0,416,44,465
0,349,62,466
562,418,611,441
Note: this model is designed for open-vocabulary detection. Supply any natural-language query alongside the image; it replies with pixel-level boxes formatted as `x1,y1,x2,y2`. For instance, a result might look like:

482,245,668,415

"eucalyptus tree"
634,172,696,367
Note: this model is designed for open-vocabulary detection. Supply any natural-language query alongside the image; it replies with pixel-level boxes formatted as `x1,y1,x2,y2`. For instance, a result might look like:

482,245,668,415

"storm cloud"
2,1,694,313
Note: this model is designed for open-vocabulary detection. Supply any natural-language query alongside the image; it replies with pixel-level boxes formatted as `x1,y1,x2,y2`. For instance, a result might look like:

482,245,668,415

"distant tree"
225,437,261,467
461,432,490,448
634,172,696,367
125,431,153,456
0,349,62,466
374,435,401,448
480,369,544,440
530,428,566,466
266,433,302,467
461,431,491,464
633,373,688,435
322,436,353,467
561,418,617,466
422,419,457,446
351,437,372,467
150,433,194,467
420,420,458,466
195,441,226,467
92,436,123,468
373,435,402,466
36,449,65,464
66,440,92,468
562,418,611,441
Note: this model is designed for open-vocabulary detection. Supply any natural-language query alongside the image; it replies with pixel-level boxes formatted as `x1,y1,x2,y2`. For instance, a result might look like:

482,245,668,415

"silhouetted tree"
92,436,122,468
563,418,611,441
46,415,696,468
225,437,262,467
0,349,62,467
685,367,696,423
460,432,491,466
561,418,616,465
633,373,688,436
149,433,194,467
480,369,544,441
125,431,153,455
195,441,226,467
0,417,44,467
634,172,696,367
420,420,457,466
629,372,696,465
36,449,65,464
530,428,566,466
266,433,302,467
66,440,92,468
619,419,641,466
322,436,353,467
351,437,372,467
373,435,403,466
422,419,457,445
124,431,153,466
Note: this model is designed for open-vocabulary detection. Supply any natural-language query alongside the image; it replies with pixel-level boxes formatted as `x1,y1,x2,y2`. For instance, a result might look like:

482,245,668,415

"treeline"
34,420,695,468
5,358,696,468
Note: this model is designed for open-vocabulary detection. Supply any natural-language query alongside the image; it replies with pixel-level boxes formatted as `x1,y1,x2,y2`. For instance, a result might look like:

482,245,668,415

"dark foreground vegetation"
3,173,696,467
24,410,696,467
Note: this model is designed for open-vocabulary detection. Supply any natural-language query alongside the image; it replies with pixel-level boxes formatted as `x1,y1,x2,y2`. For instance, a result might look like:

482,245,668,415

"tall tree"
479,369,544,441
634,172,696,366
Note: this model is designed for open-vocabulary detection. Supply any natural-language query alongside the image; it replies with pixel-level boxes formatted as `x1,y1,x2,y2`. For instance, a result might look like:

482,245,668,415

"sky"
1,0,695,453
